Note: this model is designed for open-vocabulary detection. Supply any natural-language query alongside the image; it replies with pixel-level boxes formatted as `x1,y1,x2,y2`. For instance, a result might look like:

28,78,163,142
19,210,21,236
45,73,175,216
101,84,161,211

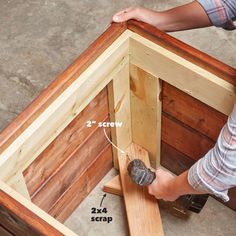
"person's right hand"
147,168,179,201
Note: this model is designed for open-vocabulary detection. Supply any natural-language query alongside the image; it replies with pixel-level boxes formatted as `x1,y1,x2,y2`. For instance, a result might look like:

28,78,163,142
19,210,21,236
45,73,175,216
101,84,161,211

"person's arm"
113,1,212,32
147,169,205,202
148,102,236,202
187,102,236,202
113,0,236,32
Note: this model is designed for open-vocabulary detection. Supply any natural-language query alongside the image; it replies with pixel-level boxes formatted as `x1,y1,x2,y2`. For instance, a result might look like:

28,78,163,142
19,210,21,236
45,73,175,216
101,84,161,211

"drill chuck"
127,159,156,186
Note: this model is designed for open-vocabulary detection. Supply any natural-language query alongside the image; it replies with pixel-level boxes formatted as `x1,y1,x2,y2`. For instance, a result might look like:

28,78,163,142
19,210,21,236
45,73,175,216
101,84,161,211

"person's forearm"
155,1,212,31
169,171,206,197
113,1,212,32
188,102,236,202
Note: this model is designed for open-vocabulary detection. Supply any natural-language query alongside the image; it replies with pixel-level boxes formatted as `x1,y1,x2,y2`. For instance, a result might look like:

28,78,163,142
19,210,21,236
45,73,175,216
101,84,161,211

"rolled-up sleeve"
188,102,236,202
197,0,236,30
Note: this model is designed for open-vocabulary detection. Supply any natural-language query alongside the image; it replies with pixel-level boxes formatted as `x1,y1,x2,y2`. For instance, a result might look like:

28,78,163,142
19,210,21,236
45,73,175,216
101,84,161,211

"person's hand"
112,7,140,22
147,168,180,201
112,2,212,32
112,7,161,28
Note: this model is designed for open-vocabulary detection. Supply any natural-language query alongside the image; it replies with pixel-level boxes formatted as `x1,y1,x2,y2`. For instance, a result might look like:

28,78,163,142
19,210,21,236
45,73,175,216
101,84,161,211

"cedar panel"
162,82,227,141
161,141,195,175
161,84,236,210
0,225,14,236
31,123,110,212
24,88,109,197
48,144,112,222
0,191,62,236
160,142,236,211
0,205,41,236
161,113,214,161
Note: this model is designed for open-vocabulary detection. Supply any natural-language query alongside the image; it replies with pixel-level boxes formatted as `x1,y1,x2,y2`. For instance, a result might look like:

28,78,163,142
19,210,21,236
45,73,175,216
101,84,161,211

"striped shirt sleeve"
188,102,236,202
197,0,236,30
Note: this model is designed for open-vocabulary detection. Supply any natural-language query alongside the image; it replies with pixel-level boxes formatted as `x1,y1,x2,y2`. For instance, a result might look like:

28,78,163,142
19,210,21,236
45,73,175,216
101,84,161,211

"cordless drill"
127,159,208,214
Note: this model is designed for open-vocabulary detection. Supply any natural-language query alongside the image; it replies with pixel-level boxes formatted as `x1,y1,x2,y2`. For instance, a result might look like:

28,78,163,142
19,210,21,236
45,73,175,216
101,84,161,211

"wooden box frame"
0,21,235,235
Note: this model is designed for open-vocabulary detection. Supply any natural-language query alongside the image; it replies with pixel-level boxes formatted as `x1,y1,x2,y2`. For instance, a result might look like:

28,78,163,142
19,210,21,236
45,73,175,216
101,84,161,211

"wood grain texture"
108,62,132,168
0,30,130,182
118,143,164,236
162,82,227,142
0,225,13,236
0,205,41,236
103,175,122,196
162,113,214,161
161,141,195,175
127,20,236,86
31,122,111,213
161,84,236,211
161,142,236,211
8,172,31,201
105,151,236,212
48,144,113,222
0,22,127,154
24,88,109,197
129,35,235,116
130,64,162,168
0,190,64,236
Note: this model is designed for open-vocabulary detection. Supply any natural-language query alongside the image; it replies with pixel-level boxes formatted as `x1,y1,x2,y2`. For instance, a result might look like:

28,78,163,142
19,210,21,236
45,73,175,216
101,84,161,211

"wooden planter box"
0,21,235,235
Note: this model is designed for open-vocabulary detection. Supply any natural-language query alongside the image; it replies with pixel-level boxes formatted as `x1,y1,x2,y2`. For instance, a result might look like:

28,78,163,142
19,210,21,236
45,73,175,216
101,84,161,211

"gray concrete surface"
65,169,236,236
0,0,236,235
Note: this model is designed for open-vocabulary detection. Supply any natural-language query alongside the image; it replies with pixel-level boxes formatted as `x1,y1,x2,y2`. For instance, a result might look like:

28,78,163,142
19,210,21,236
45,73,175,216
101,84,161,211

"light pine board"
130,64,162,168
0,30,132,182
7,172,31,201
103,175,122,196
130,34,236,116
108,62,132,168
118,143,164,236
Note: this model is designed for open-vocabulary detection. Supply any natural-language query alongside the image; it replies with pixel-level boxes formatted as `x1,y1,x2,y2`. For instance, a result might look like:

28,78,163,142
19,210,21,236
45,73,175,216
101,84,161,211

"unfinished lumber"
0,23,128,155
108,62,132,168
127,20,236,86
7,172,31,201
0,30,131,182
130,64,162,168
130,34,236,115
0,20,235,236
103,175,122,196
118,143,164,236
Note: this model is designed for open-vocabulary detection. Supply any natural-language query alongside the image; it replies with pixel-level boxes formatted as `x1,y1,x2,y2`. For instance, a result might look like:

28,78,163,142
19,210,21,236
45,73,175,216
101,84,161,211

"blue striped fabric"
188,103,236,201
187,0,236,202
197,0,236,30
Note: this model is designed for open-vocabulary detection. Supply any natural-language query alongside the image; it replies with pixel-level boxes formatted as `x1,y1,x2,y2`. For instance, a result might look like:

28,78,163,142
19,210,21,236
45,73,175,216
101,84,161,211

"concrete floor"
0,0,236,235
65,169,236,236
